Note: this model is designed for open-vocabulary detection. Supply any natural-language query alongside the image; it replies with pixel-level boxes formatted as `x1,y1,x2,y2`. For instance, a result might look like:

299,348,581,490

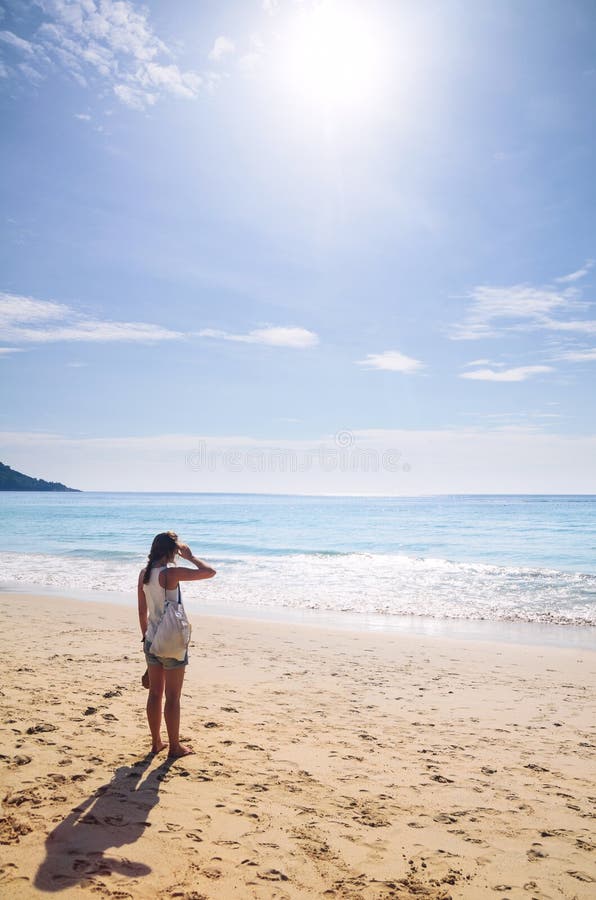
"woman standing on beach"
138,531,216,758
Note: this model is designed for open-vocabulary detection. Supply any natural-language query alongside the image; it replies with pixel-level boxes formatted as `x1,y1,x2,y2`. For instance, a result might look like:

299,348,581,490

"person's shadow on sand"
35,753,175,892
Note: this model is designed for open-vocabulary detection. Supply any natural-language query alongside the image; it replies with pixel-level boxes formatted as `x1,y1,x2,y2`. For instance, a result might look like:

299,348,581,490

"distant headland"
0,461,81,492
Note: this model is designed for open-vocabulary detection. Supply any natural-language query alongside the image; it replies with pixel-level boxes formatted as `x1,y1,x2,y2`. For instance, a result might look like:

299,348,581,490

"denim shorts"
144,637,188,670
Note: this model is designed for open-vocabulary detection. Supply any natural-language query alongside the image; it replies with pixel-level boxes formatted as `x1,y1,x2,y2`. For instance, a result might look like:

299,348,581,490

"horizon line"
4,490,596,499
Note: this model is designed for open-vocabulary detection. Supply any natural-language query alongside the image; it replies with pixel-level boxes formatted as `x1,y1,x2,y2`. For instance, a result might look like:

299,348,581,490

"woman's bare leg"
164,667,193,758
146,665,167,753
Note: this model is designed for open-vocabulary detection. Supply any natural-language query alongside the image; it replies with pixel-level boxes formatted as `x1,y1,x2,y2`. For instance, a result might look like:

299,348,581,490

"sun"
282,1,387,112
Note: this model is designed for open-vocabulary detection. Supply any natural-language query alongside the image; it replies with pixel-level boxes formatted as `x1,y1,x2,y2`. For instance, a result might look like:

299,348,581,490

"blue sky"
1,0,595,492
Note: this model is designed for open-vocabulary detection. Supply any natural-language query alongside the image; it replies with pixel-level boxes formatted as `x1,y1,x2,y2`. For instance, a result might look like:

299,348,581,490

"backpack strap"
163,565,182,606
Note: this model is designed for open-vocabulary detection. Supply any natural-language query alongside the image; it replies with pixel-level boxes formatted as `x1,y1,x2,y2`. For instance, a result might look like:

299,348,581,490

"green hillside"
0,461,81,492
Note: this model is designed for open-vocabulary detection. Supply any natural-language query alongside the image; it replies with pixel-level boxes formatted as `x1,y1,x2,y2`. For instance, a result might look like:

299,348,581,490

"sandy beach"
0,591,594,899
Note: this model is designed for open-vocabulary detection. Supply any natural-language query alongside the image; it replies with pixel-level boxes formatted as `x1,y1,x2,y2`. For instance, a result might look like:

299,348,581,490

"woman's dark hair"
143,531,180,584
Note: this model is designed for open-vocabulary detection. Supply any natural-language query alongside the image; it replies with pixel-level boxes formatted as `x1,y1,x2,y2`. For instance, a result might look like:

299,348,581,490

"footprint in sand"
433,813,458,824
11,755,32,767
4,788,42,808
527,844,548,860
576,837,595,851
257,868,289,882
186,830,204,842
0,815,32,844
200,866,223,879
567,871,595,883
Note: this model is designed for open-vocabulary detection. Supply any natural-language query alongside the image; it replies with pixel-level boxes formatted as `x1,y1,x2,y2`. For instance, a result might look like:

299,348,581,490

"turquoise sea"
1,493,595,636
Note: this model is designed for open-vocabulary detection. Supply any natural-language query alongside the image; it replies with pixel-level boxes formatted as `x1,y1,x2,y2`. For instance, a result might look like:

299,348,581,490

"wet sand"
1,591,595,898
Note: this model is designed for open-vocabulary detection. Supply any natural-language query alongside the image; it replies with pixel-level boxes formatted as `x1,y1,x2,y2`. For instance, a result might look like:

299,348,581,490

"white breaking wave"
0,550,595,626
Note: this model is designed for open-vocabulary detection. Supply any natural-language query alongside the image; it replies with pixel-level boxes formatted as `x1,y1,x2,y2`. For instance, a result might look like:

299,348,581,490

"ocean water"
0,492,595,629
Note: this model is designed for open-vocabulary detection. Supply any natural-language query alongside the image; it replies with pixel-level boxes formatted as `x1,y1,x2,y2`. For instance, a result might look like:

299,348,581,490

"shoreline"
1,591,595,898
2,581,595,652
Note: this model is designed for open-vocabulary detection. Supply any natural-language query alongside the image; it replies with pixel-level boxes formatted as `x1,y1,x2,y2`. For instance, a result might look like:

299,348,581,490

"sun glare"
283,1,387,112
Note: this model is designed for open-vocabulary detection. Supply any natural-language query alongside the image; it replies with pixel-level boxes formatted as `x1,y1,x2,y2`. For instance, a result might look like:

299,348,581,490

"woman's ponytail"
143,552,155,585
142,531,180,584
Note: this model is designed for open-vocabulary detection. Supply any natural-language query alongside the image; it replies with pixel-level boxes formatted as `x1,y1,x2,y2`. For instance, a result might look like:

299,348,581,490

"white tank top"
143,565,180,642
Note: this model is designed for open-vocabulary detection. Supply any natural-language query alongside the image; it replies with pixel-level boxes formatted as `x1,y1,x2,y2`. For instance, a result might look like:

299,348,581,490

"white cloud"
134,61,201,99
74,112,91,120
18,61,45,83
558,347,596,362
208,36,235,62
0,293,71,325
460,365,554,382
237,32,264,73
461,358,500,367
8,320,182,343
113,82,154,109
0,30,36,55
540,318,596,335
2,426,596,493
356,350,425,374
0,291,184,344
450,281,596,340
0,347,24,356
451,284,572,340
462,410,562,423
1,295,317,350
197,326,318,349
238,51,261,73
0,28,47,83
17,0,204,109
555,260,594,284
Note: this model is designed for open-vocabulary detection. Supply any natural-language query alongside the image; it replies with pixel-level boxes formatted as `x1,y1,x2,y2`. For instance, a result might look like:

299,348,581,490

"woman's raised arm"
166,544,216,584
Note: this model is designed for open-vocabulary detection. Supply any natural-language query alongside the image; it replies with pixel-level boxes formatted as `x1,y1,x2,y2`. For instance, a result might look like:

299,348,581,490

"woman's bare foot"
168,743,194,758
151,740,167,754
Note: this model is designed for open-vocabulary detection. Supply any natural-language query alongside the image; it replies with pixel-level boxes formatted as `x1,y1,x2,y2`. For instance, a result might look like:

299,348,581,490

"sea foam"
1,549,594,627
